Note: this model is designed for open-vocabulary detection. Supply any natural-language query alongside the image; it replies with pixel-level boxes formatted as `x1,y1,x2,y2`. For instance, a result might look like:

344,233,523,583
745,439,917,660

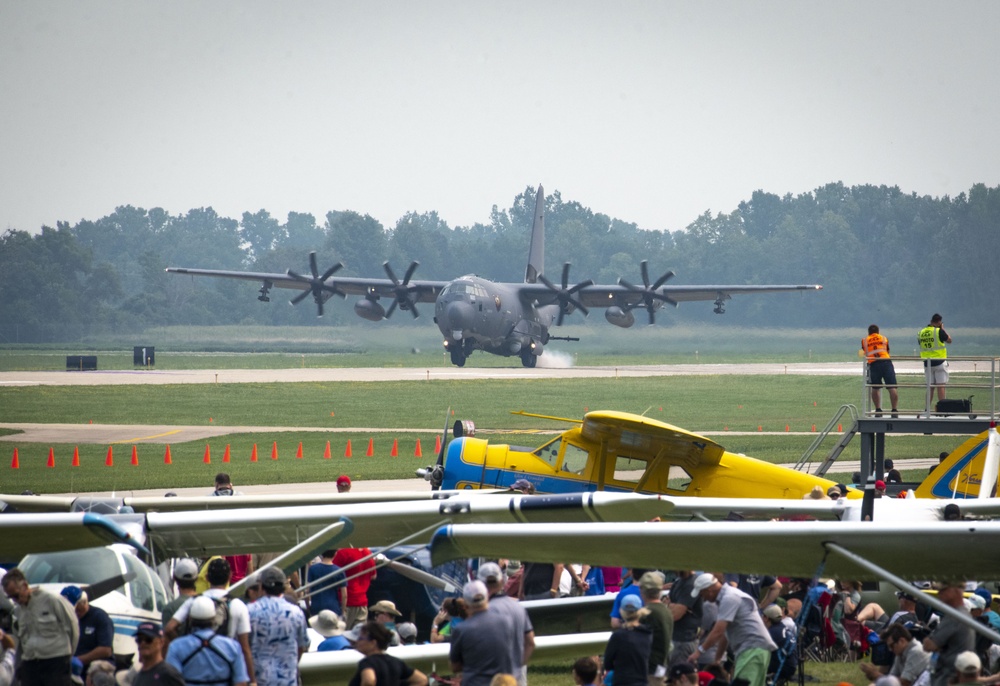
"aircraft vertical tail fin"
524,185,545,283
913,429,991,499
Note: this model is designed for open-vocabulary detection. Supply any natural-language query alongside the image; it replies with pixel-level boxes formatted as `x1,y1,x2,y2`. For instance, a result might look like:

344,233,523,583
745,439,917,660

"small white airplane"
0,489,675,667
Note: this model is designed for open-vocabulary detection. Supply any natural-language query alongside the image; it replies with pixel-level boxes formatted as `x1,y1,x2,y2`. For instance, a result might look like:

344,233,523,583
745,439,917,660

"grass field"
3,323,998,370
0,372,968,493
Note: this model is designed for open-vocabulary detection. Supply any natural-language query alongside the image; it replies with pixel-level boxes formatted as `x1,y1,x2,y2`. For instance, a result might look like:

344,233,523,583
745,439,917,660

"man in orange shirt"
862,324,899,417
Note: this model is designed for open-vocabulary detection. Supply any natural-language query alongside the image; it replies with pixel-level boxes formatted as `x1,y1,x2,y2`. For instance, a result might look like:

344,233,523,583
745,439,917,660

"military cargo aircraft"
166,186,822,367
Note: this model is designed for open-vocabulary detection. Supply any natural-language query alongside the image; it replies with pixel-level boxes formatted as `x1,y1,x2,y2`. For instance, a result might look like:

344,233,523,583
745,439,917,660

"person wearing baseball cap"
62,585,114,678
477,561,535,686
688,573,776,686
336,475,352,493
248,566,308,686
450,581,516,686
132,621,184,685
161,559,199,625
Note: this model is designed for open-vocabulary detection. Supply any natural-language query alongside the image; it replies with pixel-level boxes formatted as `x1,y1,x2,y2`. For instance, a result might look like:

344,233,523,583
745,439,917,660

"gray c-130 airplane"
166,186,822,367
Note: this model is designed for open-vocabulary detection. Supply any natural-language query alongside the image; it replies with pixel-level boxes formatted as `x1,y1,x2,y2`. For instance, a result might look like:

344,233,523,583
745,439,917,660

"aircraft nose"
443,300,476,339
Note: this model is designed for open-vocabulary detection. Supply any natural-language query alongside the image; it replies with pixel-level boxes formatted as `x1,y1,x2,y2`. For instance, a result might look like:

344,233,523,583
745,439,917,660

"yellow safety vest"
862,333,890,362
918,325,947,359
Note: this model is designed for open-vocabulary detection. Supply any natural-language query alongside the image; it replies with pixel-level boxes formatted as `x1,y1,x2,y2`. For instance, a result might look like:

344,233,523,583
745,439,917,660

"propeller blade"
290,289,312,305
402,261,419,284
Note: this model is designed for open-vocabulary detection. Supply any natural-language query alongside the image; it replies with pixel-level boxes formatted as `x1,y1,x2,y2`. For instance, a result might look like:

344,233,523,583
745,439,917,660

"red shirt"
332,548,376,607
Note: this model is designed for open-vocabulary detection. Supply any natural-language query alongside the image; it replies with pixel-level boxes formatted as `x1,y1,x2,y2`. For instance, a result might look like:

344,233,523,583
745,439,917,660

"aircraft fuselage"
434,275,552,367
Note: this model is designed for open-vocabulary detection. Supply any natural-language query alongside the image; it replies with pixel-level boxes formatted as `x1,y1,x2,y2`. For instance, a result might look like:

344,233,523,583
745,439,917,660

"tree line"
1,182,998,343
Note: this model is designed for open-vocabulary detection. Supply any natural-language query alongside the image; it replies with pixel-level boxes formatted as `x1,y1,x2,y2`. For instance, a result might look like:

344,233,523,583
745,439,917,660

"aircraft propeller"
538,263,593,326
287,252,346,316
618,261,677,324
383,261,421,319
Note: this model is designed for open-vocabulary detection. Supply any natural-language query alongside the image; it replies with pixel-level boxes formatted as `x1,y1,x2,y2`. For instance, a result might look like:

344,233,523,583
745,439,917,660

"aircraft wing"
141,492,677,559
582,410,725,468
165,266,447,304
299,631,611,685
0,513,149,557
430,520,1000,582
513,282,822,309
0,490,481,514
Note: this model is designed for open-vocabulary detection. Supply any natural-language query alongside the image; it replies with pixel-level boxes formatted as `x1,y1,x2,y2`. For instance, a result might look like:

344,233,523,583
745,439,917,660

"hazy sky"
2,1,998,235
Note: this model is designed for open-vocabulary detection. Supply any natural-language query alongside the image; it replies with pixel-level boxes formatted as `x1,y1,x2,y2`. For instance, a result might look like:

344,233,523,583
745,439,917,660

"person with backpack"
165,557,255,685
166,596,248,686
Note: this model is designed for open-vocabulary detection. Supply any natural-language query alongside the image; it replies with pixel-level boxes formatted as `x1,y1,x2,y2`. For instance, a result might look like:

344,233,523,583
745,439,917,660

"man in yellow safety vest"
917,313,952,404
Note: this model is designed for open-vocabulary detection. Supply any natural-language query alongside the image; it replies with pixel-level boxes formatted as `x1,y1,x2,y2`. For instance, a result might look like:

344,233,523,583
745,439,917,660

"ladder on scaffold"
793,404,860,477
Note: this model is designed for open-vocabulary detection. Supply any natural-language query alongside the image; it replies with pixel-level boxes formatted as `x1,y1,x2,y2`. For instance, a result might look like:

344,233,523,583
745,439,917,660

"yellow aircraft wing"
581,410,724,470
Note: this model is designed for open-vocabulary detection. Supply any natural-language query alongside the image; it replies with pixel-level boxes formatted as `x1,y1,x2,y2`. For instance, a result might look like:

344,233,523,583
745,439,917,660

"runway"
0,360,984,387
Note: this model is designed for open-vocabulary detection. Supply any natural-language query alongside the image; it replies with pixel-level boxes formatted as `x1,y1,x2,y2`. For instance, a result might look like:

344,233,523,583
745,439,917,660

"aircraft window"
532,438,561,468
668,466,694,493
613,455,648,483
123,554,155,612
561,443,589,475
20,548,123,586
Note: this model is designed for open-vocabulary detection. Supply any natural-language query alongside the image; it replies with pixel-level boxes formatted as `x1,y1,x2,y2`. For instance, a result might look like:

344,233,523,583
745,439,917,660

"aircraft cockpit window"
123,554,155,612
532,438,561,468
668,466,694,493
560,443,589,475
20,548,123,586
613,455,648,483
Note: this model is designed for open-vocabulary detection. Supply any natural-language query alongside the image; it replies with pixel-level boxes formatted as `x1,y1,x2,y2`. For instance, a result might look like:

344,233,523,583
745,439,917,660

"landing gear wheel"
520,351,537,368
450,348,466,367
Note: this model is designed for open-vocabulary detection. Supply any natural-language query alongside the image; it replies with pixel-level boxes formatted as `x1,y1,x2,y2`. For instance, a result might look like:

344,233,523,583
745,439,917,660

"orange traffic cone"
47,447,55,468
390,439,398,457
757,425,763,432
164,445,173,464
414,439,422,458
223,444,231,463
271,442,278,460
366,439,374,457
812,424,817,432
105,446,114,466
11,447,19,469
323,441,331,459
203,445,211,464
250,443,258,462
131,445,139,466
435,435,441,454
296,442,303,459
72,446,80,467
785,424,790,432
344,440,353,458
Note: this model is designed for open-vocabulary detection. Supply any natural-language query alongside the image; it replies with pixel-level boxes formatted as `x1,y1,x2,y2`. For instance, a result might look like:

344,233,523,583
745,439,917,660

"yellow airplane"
431,410,860,500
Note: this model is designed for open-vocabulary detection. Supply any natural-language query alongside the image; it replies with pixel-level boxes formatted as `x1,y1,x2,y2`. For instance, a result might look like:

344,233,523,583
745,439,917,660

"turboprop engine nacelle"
354,299,386,322
605,306,635,329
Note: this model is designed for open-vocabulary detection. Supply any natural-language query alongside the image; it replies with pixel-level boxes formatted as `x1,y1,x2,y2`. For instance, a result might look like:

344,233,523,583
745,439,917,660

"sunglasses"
136,635,159,644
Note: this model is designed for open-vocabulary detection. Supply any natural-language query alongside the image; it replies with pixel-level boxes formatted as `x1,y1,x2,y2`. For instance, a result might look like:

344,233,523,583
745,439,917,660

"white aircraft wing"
299,631,611,685
430,520,1000,581
0,512,148,557
1,490,479,514
141,492,677,559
